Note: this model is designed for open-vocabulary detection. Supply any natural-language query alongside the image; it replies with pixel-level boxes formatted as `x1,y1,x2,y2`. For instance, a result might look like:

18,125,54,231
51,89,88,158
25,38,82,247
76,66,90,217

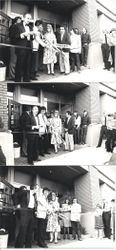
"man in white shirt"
31,20,47,80
71,198,82,240
70,28,81,73
35,187,50,248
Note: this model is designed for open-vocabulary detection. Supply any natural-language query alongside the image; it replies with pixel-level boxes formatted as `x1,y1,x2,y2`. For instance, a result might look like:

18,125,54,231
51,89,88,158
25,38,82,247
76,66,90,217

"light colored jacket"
70,33,81,53
71,203,81,222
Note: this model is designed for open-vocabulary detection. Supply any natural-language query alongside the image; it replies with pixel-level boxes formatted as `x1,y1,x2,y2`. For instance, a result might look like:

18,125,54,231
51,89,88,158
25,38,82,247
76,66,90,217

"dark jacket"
13,21,32,48
12,189,30,208
57,32,71,52
23,112,38,132
19,111,31,130
81,115,90,126
64,116,75,134
81,33,91,47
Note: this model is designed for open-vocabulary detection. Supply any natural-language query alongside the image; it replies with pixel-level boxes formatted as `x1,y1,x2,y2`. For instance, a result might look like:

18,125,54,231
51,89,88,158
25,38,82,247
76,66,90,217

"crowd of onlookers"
7,13,116,82
11,185,115,248
8,13,91,82
18,107,90,165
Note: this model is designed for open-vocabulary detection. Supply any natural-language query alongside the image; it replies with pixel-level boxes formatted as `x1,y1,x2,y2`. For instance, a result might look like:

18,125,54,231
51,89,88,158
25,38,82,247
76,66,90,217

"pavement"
15,144,112,166
8,66,116,84
47,238,115,249
8,238,115,249
37,145,112,166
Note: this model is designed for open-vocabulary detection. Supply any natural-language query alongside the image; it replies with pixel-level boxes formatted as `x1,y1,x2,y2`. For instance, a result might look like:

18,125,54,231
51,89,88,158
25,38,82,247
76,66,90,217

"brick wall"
72,0,100,42
0,81,8,130
74,166,101,212
74,83,100,123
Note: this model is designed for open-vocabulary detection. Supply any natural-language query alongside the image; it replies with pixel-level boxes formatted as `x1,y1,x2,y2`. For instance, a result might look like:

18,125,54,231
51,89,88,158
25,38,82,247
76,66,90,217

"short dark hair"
35,20,43,26
13,16,22,24
43,187,50,193
40,106,46,111
66,111,72,116
19,186,27,191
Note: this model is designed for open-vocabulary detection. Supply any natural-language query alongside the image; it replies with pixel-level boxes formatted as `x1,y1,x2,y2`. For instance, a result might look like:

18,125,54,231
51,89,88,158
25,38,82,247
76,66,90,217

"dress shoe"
40,153,45,157
28,161,34,165
23,79,30,82
45,151,51,155
31,77,38,80
38,243,48,248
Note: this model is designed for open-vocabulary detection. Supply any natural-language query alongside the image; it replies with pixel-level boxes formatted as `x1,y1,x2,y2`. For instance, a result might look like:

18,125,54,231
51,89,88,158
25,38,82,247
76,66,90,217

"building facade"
0,165,116,241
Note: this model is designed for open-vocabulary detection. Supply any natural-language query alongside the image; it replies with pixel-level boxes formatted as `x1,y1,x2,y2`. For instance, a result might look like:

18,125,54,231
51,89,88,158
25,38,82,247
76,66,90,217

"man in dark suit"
57,26,71,75
24,106,41,164
80,110,90,145
12,186,35,248
19,106,31,157
13,13,33,82
64,111,75,151
81,28,91,67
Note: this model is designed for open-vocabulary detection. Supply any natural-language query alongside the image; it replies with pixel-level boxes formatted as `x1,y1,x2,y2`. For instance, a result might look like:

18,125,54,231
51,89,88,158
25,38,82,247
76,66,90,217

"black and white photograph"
0,0,116,249
0,165,116,248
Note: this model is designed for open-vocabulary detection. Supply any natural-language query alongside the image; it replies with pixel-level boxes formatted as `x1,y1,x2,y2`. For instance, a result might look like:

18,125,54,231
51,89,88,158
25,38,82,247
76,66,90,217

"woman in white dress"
47,192,60,244
43,24,57,75
50,110,63,153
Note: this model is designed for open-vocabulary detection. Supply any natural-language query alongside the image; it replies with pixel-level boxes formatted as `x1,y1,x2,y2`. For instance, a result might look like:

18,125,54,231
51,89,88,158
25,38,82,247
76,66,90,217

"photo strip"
0,0,116,249
0,165,116,248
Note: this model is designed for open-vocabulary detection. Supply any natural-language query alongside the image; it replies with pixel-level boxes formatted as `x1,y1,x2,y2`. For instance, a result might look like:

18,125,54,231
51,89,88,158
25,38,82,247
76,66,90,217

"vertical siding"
74,172,93,212
0,80,8,130
89,166,101,207
89,82,100,123
74,166,101,212
74,83,100,123
72,0,100,42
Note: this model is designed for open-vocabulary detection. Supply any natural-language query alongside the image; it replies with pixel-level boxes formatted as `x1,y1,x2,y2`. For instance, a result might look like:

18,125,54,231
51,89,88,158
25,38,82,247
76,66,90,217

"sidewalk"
8,67,116,84
8,238,115,249
15,145,112,166
35,145,112,166
47,238,115,249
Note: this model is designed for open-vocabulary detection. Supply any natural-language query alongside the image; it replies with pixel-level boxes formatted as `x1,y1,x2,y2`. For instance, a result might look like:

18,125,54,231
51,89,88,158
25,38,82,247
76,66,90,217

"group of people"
101,29,116,71
95,200,115,240
12,185,115,248
9,13,91,82
12,185,82,248
97,112,116,153
19,106,90,164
